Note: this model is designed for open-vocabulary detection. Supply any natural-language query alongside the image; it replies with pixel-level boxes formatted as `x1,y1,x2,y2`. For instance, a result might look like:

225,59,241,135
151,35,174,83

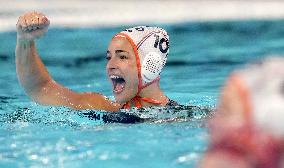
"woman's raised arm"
15,11,121,111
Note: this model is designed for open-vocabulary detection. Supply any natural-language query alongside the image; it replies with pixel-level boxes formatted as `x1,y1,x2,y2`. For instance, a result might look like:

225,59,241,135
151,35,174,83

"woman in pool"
16,11,175,112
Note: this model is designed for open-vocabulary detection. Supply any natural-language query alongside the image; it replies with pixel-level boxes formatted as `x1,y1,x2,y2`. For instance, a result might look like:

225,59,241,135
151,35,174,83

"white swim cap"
114,26,169,90
232,57,284,138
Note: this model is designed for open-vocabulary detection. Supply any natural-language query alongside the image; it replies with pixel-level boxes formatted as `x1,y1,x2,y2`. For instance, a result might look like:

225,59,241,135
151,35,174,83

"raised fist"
16,11,50,41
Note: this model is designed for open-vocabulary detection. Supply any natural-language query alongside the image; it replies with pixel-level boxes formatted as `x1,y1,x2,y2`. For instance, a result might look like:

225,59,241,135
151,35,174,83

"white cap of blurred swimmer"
236,57,284,137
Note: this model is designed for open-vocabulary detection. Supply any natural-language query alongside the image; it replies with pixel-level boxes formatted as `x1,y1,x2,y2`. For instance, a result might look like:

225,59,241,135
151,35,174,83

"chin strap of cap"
123,77,163,109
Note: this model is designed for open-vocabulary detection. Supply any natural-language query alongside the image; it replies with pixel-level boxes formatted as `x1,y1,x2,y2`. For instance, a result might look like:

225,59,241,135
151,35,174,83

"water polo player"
15,11,176,111
200,57,284,168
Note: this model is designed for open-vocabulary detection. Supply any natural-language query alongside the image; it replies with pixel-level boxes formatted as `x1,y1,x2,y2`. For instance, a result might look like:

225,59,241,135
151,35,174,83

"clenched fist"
16,11,50,41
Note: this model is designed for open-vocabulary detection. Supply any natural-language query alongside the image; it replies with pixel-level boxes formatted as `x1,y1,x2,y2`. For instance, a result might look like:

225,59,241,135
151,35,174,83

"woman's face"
106,37,139,104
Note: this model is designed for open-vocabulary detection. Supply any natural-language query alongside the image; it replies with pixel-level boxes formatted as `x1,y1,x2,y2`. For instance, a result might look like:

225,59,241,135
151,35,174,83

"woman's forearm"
16,39,51,98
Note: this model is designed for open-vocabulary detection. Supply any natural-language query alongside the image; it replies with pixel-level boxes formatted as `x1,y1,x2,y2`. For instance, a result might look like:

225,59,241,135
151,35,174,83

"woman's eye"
120,55,127,59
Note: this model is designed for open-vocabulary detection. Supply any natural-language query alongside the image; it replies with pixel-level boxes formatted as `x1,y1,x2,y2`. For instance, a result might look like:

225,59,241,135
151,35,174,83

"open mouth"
110,75,126,94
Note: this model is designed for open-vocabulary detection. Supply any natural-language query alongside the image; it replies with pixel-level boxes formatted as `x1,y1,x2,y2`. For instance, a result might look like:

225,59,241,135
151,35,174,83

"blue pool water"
1,20,284,167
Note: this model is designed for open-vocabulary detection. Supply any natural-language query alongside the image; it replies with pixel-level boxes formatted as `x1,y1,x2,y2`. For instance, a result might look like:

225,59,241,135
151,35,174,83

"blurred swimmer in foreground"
16,11,177,111
200,57,284,168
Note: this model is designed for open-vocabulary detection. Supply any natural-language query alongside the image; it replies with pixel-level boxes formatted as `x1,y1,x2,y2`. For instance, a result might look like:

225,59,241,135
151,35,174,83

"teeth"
110,75,121,79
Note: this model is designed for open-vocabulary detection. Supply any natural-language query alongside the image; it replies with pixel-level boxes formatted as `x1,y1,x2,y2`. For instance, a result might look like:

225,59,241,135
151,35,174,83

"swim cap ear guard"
142,52,166,83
